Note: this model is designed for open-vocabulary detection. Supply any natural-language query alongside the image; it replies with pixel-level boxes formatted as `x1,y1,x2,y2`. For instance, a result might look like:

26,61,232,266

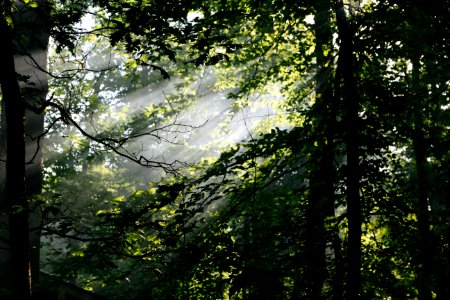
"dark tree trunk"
412,126,432,300
0,1,30,298
302,0,336,298
410,60,433,300
0,1,50,298
335,2,361,299
0,84,8,295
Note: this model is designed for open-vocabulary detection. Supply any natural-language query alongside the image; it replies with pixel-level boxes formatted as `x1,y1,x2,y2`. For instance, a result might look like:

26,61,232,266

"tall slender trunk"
0,86,8,296
302,0,336,298
0,1,50,298
14,0,50,284
411,60,432,300
0,1,30,298
412,124,432,300
335,2,361,299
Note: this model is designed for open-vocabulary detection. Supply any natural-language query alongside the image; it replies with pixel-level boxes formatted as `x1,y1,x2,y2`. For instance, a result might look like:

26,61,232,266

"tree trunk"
0,89,9,297
302,0,336,298
335,2,362,299
0,1,30,298
410,60,433,300
412,125,432,300
13,0,50,285
0,1,50,298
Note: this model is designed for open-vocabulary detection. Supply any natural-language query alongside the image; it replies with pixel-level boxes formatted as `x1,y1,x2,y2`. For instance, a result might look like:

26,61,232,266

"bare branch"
25,99,204,173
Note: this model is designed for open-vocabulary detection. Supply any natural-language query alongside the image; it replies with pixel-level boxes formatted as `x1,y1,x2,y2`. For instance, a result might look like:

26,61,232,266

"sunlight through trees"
0,0,449,299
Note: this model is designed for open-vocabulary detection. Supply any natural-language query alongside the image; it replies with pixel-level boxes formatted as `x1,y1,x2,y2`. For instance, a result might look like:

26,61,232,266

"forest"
0,0,449,299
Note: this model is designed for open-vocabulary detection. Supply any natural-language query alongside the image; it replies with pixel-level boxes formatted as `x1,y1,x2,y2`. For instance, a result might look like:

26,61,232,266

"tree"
0,2,29,296
0,0,51,297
